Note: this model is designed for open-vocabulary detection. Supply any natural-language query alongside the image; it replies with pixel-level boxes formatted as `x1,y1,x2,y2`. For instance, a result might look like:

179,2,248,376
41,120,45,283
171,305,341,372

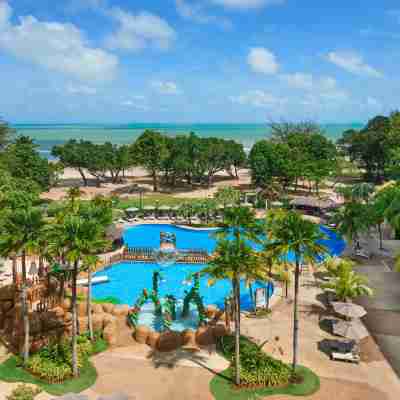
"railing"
99,247,211,266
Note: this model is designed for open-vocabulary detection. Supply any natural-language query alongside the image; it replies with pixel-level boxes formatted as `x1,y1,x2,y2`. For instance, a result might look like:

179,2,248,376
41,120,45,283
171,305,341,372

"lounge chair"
329,340,360,364
331,351,360,363
355,249,370,259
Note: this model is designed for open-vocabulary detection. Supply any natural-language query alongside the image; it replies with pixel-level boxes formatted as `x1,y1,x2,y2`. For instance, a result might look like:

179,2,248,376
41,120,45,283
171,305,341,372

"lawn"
0,356,97,396
116,194,204,209
210,365,320,400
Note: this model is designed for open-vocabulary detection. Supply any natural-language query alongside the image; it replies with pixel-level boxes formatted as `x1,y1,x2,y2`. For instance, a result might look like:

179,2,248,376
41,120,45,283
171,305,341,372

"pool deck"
4,269,396,400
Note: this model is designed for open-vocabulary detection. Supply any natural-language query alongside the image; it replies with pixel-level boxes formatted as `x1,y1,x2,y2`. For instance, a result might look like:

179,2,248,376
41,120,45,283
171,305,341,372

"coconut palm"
0,205,46,365
322,262,373,301
332,202,367,253
214,186,241,209
203,206,262,385
267,211,328,373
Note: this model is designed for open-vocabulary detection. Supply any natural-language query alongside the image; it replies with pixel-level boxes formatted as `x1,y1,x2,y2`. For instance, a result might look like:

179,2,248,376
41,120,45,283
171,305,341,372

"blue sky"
0,0,399,123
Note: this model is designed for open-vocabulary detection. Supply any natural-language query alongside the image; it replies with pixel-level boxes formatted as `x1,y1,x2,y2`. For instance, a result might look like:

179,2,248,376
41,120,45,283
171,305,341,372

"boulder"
135,325,150,344
92,314,104,332
102,303,115,314
112,305,130,317
104,324,117,346
1,301,13,313
62,298,72,312
91,304,103,314
213,324,229,339
158,331,182,352
147,331,160,349
78,316,89,334
29,313,43,335
205,305,218,319
102,314,117,328
196,326,215,346
77,302,87,317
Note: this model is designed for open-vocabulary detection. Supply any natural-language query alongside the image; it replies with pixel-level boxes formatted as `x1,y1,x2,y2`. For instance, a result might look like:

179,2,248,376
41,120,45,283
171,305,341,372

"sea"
12,123,363,160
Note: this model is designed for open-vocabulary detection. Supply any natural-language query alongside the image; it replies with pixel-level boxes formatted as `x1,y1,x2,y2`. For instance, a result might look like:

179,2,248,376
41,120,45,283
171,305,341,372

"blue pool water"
92,224,345,331
121,224,346,260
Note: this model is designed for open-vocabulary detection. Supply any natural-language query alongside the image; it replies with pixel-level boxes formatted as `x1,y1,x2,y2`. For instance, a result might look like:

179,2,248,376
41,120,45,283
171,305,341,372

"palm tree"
267,211,327,373
332,202,367,253
214,186,241,208
322,261,373,301
47,197,111,376
0,206,45,365
203,206,262,385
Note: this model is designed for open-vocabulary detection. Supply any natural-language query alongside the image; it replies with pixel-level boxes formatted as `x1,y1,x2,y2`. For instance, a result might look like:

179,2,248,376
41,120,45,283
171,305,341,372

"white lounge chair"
331,351,360,363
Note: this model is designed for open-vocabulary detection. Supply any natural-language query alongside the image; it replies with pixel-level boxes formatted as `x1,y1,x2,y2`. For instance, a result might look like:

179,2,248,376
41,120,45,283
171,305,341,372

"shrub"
6,384,41,400
218,335,291,388
25,333,106,384
92,296,121,305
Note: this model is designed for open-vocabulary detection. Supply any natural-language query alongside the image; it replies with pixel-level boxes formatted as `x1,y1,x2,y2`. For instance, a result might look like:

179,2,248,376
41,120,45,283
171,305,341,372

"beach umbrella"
171,206,180,211
125,207,139,213
143,205,156,211
158,205,171,211
241,202,253,208
332,319,369,340
332,302,367,319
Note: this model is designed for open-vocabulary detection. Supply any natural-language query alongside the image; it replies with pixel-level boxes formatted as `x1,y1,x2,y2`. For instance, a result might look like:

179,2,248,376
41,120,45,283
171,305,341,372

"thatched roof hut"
290,196,339,211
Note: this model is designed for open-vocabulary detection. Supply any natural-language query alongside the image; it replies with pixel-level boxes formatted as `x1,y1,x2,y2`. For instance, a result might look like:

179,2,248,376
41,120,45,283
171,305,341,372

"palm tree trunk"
292,258,301,374
233,276,241,386
249,283,256,313
12,256,17,285
378,224,383,250
21,251,30,365
71,261,79,377
87,270,94,341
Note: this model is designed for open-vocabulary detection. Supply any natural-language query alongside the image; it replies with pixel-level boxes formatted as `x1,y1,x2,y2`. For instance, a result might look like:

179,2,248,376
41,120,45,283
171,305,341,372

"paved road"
355,264,400,378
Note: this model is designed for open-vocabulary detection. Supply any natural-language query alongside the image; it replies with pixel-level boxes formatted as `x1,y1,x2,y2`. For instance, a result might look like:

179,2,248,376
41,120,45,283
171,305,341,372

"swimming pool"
92,224,345,314
121,224,346,261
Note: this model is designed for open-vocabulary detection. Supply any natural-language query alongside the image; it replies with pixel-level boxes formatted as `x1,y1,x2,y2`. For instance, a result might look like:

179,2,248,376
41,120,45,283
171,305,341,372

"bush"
25,333,106,384
92,296,121,305
218,335,291,388
6,384,41,400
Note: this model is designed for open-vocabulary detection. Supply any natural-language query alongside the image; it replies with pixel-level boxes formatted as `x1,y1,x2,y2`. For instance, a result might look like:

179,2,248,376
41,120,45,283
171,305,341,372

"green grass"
0,356,97,396
210,365,320,400
92,296,122,305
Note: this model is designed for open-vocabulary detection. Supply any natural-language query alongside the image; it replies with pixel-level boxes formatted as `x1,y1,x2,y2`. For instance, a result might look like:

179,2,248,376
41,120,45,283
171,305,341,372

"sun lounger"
331,351,360,363
355,250,370,259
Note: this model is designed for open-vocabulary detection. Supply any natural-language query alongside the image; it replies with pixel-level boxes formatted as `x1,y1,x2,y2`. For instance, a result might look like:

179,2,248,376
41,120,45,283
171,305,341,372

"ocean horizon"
12,122,363,159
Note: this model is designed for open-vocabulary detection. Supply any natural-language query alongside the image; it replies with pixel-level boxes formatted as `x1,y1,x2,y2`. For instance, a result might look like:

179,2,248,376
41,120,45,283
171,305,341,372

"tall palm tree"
47,198,110,376
0,206,45,365
332,202,367,253
203,206,262,385
267,211,327,373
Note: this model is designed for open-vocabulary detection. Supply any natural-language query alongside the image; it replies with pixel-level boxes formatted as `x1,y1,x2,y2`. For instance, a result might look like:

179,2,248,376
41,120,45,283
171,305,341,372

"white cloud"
280,73,313,89
247,47,279,74
0,2,118,82
230,90,285,108
211,0,285,10
175,0,232,29
105,8,176,52
151,81,182,95
326,51,383,78
121,99,149,111
66,84,97,95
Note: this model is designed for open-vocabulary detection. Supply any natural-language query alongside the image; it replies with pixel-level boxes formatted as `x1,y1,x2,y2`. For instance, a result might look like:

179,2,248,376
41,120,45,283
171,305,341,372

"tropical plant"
322,262,373,301
266,211,327,373
332,202,367,252
214,186,241,208
46,197,111,376
0,204,45,365
202,206,263,385
6,384,41,400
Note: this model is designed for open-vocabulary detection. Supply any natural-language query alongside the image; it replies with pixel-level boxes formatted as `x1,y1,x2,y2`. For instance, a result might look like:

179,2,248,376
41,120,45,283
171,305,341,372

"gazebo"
290,196,339,216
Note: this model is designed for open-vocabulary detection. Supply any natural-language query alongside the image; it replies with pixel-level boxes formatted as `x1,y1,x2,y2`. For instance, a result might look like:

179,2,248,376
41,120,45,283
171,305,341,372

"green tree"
203,207,262,385
0,204,45,365
132,130,169,192
2,136,54,191
214,186,241,209
267,211,327,373
0,119,15,150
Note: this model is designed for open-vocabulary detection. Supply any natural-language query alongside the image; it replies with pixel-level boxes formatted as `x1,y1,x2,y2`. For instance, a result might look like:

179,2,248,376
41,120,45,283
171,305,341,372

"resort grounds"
2,251,400,400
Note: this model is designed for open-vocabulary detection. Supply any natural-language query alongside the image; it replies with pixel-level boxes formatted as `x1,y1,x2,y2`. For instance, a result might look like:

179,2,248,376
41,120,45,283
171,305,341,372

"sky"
0,0,399,124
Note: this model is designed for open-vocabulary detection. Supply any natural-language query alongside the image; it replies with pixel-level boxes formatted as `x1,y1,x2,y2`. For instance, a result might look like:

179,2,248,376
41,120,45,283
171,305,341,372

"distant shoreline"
12,122,363,160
